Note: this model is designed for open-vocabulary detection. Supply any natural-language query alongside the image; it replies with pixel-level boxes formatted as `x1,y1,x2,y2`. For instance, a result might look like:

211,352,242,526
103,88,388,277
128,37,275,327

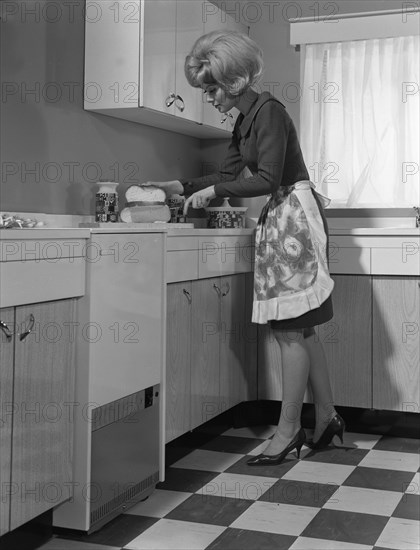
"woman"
147,30,344,465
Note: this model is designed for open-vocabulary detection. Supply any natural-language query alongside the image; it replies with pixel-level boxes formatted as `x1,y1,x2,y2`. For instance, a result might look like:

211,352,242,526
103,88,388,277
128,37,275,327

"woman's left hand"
183,186,216,216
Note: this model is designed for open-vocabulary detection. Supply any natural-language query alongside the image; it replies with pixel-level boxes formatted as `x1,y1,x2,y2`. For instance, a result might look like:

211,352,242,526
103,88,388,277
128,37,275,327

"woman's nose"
206,95,213,103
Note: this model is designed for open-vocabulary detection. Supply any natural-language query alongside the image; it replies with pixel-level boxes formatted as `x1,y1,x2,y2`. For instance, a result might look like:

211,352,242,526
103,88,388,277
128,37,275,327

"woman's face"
202,83,238,113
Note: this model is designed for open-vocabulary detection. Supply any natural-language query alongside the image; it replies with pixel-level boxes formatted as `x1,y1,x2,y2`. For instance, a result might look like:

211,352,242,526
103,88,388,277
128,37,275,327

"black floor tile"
156,467,218,493
392,493,420,521
206,527,296,550
200,435,266,454
259,479,339,508
304,446,369,466
165,494,253,526
372,436,420,454
301,508,389,546
343,466,416,492
55,514,158,547
224,455,299,478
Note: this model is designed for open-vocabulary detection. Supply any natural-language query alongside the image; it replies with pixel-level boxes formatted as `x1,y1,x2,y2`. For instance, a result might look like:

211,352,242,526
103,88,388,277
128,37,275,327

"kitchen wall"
204,0,406,217
0,0,406,217
0,0,202,215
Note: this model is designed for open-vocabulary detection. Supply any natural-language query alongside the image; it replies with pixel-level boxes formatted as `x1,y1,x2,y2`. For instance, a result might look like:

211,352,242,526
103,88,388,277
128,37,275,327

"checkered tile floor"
42,426,419,550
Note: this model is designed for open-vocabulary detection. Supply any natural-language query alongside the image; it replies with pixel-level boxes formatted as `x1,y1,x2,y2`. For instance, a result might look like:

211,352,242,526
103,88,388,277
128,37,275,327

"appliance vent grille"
92,390,145,431
90,471,159,525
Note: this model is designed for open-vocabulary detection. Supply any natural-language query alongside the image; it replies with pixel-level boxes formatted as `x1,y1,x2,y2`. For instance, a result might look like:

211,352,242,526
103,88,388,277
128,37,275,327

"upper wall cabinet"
84,0,248,138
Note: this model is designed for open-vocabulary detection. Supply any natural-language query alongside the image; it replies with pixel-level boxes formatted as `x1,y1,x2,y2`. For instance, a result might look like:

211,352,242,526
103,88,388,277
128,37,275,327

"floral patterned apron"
252,181,335,324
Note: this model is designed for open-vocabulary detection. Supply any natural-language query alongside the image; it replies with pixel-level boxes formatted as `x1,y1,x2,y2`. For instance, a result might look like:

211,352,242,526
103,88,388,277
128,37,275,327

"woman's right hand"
143,180,184,196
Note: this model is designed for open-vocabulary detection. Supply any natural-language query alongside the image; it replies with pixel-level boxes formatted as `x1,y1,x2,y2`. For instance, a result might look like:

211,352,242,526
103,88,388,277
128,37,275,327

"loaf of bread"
125,185,166,204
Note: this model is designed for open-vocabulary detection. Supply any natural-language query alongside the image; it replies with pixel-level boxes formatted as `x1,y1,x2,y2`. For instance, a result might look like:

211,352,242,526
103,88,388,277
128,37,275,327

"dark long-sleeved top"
182,92,310,198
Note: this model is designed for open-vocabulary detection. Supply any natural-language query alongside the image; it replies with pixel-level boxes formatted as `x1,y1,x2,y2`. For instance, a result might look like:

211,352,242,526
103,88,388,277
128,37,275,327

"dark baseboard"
0,510,52,550
166,402,420,459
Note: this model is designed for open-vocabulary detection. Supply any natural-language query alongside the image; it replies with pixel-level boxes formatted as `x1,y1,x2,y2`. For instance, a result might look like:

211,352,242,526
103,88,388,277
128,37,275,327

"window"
292,11,420,208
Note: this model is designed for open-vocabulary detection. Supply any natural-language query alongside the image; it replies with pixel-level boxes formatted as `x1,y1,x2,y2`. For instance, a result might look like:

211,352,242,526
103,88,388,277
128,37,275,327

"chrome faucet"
414,206,420,228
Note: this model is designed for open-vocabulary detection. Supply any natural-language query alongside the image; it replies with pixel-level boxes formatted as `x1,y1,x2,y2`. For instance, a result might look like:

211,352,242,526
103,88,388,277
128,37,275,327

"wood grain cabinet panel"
0,308,14,536
257,275,372,409
10,299,76,530
220,274,257,411
190,278,221,429
166,282,192,443
372,277,420,412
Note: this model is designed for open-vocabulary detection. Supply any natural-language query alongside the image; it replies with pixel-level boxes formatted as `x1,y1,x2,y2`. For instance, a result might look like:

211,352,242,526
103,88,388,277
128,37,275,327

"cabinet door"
166,282,192,443
322,275,372,408
11,300,76,530
258,275,372,408
191,278,221,429
373,277,420,412
219,274,255,409
142,0,176,113
202,5,248,130
0,308,14,536
174,0,203,122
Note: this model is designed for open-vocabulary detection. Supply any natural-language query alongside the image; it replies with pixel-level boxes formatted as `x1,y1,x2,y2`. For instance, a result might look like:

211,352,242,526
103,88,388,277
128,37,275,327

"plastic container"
205,198,248,228
95,181,119,222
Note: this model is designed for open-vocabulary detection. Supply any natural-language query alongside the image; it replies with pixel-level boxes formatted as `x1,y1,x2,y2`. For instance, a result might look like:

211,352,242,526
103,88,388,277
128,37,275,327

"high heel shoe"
308,414,345,450
247,428,306,466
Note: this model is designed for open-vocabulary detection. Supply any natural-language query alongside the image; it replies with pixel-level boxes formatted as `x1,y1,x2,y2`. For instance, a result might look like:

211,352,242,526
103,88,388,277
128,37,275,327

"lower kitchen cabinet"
0,299,76,534
372,277,420,412
166,273,257,443
166,281,192,442
257,275,372,409
322,275,372,408
0,307,13,536
190,277,221,429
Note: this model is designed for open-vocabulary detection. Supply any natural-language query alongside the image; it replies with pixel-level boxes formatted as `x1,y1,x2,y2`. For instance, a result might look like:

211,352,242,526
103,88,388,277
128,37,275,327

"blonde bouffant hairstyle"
184,30,263,96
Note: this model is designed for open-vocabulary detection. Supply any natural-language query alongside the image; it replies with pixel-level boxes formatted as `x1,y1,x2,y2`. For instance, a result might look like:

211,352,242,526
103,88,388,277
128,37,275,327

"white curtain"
300,35,420,207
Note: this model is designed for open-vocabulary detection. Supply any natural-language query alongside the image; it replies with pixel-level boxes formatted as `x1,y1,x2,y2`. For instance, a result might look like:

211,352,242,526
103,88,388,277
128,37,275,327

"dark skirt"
270,189,334,331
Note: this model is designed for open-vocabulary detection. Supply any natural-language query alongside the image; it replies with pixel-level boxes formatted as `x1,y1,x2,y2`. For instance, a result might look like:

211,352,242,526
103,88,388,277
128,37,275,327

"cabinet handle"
174,94,185,112
165,93,185,112
0,320,13,341
213,283,221,297
19,313,35,341
183,288,192,303
222,282,230,296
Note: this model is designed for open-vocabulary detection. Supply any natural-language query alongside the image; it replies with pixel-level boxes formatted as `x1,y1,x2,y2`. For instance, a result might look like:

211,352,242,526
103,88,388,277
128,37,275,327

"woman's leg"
304,332,338,442
263,329,310,455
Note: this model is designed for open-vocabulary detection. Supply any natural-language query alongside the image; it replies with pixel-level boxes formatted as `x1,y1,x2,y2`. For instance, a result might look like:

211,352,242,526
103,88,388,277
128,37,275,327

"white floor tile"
290,536,373,550
171,449,243,472
125,489,191,518
282,460,355,485
323,485,401,516
405,472,419,495
222,425,277,439
358,450,419,472
123,518,225,550
230,500,319,536
197,472,277,500
375,517,420,550
335,431,382,450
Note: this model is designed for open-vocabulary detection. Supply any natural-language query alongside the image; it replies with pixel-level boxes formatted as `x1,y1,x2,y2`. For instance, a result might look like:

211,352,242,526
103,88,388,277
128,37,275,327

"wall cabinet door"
372,277,420,412
202,4,248,131
191,278,221,429
142,0,177,114
10,300,76,530
0,308,14,536
174,0,203,123
166,282,192,443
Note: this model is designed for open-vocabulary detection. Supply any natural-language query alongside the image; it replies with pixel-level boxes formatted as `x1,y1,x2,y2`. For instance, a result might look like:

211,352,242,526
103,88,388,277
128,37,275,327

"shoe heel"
337,425,345,444
296,443,303,459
